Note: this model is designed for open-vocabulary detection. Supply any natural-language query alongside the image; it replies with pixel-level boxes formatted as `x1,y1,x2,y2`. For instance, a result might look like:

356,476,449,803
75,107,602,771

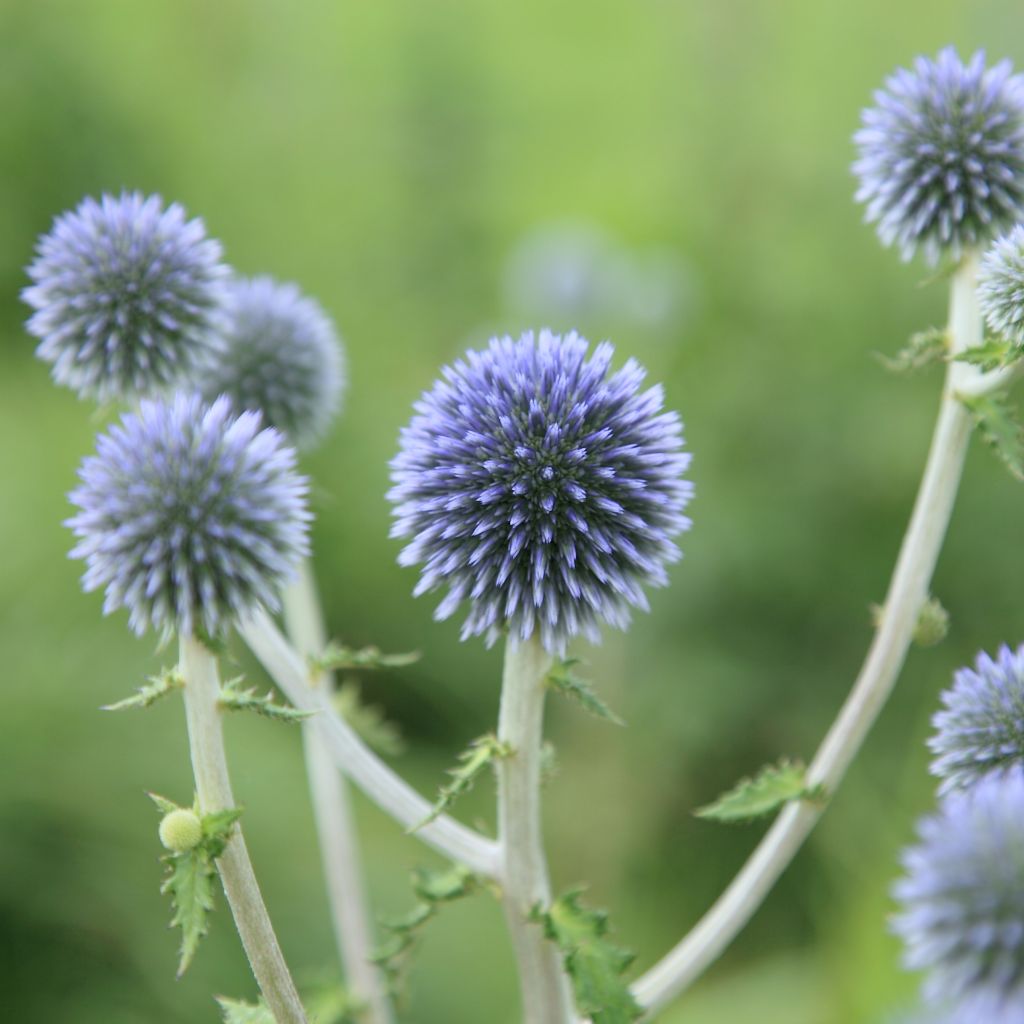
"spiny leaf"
153,797,242,975
546,658,624,725
201,807,244,858
102,667,183,711
148,791,182,816
695,759,825,824
411,733,510,832
312,641,420,674
962,393,1024,481
532,889,642,1024
335,681,405,757
371,865,479,1001
956,338,1024,373
216,997,275,1024
302,981,364,1024
218,676,311,723
412,863,477,904
164,846,217,976
876,327,947,373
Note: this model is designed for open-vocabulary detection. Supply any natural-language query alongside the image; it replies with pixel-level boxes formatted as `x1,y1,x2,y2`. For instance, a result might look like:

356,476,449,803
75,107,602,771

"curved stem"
238,609,501,878
179,634,307,1024
632,254,982,1015
282,561,393,1024
497,636,576,1024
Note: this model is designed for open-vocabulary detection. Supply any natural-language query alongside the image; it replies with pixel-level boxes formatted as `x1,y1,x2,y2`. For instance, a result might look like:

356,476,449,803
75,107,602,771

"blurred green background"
2,2,1023,1021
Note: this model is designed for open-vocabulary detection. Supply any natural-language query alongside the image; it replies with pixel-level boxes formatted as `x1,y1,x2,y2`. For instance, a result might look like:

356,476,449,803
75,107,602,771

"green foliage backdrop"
2,2,1022,1021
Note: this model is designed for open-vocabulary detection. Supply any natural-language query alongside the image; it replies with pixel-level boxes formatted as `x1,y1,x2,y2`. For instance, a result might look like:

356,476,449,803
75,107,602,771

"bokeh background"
2,2,1023,1021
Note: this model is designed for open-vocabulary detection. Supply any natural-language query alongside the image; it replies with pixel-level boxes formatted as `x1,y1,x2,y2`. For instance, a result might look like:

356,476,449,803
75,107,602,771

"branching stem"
631,253,983,1015
179,633,307,1024
239,609,501,878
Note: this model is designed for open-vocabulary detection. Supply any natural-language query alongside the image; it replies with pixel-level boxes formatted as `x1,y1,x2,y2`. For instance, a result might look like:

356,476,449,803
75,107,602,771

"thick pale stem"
631,254,982,1015
178,633,307,1024
282,561,393,1024
497,636,576,1024
239,609,501,878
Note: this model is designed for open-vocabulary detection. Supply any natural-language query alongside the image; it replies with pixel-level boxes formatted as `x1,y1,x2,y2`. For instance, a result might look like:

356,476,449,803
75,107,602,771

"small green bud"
914,596,949,647
159,808,203,852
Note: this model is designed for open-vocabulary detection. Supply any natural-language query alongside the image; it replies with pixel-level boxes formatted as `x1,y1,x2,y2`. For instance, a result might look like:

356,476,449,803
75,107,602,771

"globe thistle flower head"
23,191,228,402
854,47,1024,263
388,329,693,653
197,276,345,450
979,226,1024,344
930,644,1024,794
67,392,310,639
892,769,1024,1012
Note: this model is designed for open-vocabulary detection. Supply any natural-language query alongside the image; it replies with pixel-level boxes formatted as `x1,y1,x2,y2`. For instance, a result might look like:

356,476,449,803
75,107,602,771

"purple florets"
196,276,345,450
854,47,1024,263
979,226,1024,344
930,645,1024,794
23,192,228,402
388,329,692,652
67,392,310,638
892,770,1024,1014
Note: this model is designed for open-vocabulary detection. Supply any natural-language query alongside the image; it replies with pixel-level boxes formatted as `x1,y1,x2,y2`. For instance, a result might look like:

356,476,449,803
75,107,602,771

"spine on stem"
179,633,308,1024
496,635,575,1024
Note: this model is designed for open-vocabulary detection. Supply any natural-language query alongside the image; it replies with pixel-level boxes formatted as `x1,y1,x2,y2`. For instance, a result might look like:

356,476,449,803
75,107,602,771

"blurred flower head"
979,226,1024,344
854,47,1024,263
503,221,695,333
197,276,345,450
67,392,310,639
23,192,228,402
892,769,1024,1013
388,329,692,652
930,644,1024,794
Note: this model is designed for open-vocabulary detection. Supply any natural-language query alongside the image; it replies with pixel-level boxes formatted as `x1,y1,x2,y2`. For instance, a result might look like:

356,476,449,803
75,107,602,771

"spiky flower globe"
196,276,345,450
892,769,1024,1014
67,392,310,638
388,329,692,652
929,645,1024,794
979,226,1024,344
23,192,228,402
854,47,1024,263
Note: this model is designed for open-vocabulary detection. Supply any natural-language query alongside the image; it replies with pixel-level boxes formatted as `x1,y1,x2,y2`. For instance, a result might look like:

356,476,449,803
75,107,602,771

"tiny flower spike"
388,329,692,653
23,192,229,402
979,226,1024,345
929,645,1024,794
892,769,1024,1015
197,276,345,450
67,392,311,639
854,48,1024,263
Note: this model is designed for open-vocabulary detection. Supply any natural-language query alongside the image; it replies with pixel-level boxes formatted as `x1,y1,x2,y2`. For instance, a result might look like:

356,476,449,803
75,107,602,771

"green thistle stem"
496,635,575,1024
632,254,984,1015
282,559,393,1024
179,633,307,1024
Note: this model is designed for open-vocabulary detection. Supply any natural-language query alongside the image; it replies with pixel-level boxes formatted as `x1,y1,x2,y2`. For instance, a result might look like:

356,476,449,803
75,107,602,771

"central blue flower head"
388,330,692,652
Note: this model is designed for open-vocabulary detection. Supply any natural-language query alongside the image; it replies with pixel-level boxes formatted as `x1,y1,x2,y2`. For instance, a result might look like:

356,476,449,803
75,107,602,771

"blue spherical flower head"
388,329,693,653
979,226,1024,344
893,770,1024,1014
23,192,229,402
67,392,311,639
854,47,1024,263
197,276,345,450
930,645,1024,794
